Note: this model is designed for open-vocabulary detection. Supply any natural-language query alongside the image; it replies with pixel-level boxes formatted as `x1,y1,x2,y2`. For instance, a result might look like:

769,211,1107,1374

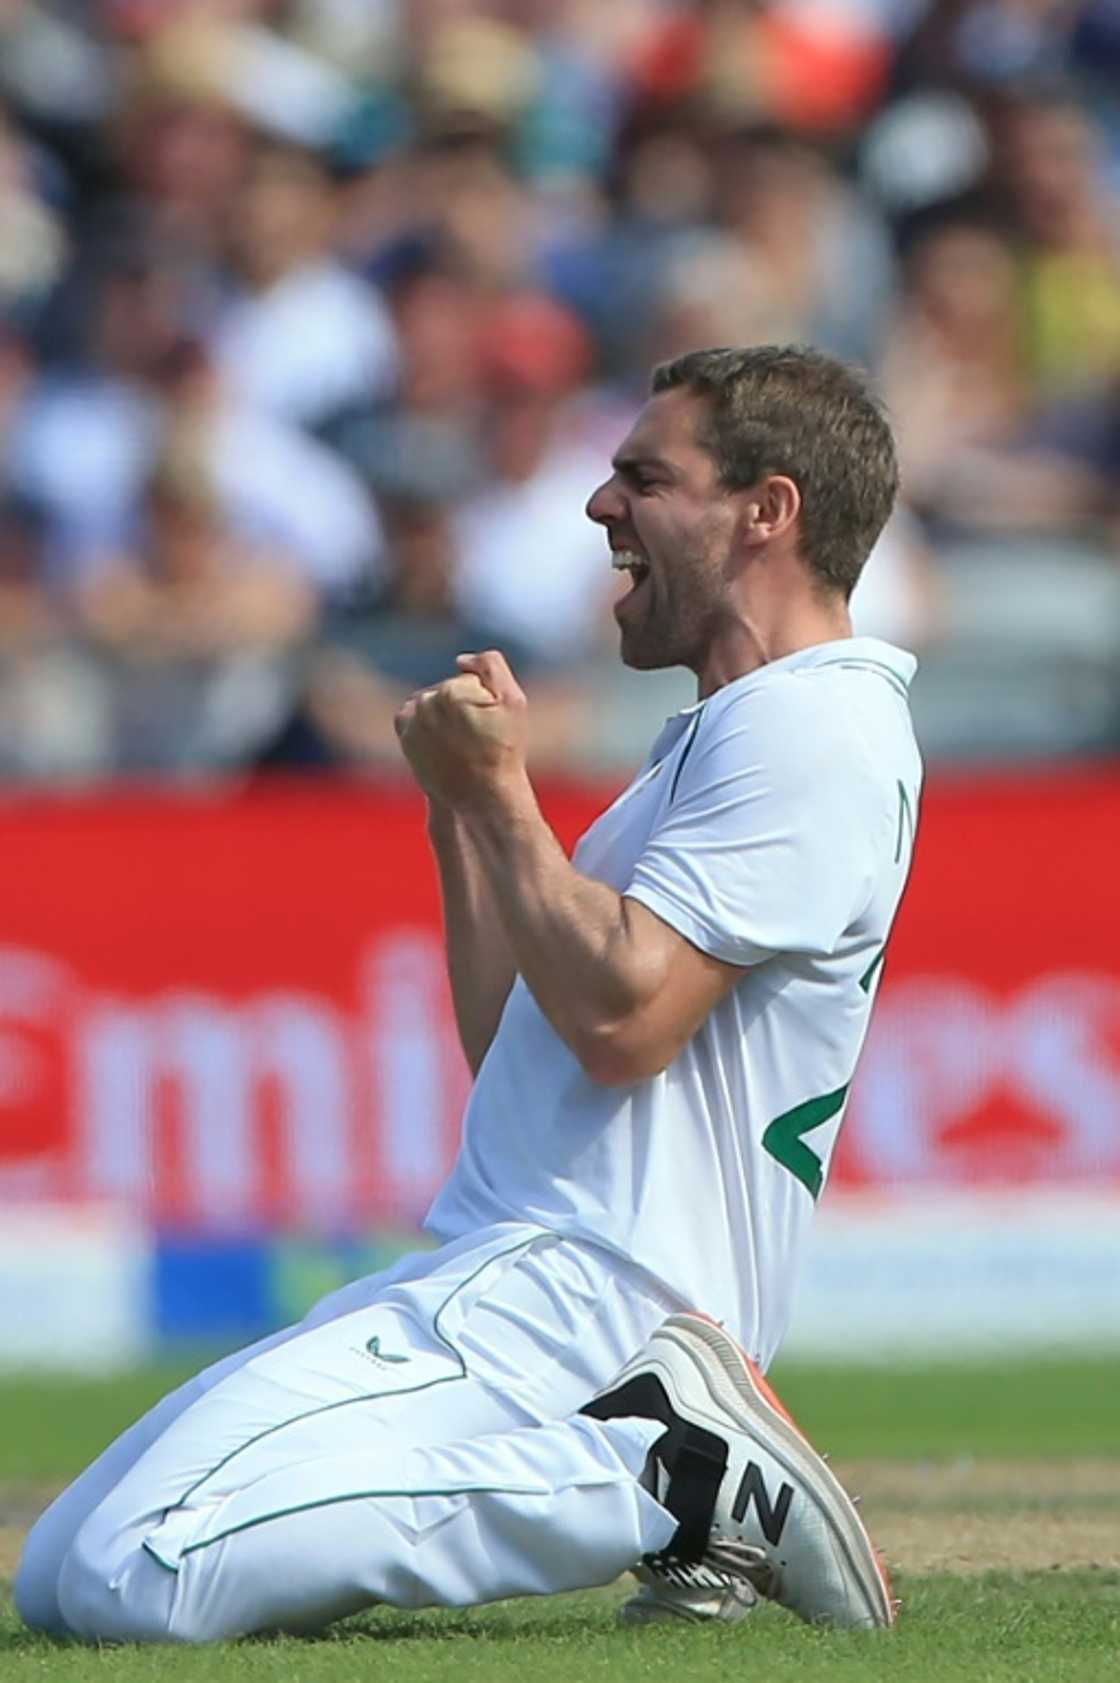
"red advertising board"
0,769,1117,1232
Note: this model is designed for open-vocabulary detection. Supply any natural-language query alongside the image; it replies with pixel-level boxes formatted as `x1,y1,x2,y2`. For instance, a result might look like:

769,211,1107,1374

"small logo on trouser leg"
365,1334,410,1363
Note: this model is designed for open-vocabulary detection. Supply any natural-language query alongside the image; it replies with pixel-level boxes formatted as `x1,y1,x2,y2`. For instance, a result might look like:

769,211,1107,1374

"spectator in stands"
0,2,111,145
543,106,720,378
450,293,620,665
994,89,1120,401
896,0,1120,99
713,125,896,368
0,0,1116,780
111,46,250,263
390,123,539,296
883,209,1110,534
0,102,68,322
0,493,52,653
258,490,587,774
154,339,386,606
332,265,488,505
645,232,799,373
0,321,33,468
0,493,109,779
8,239,194,577
74,443,316,662
884,211,1032,520
10,265,383,605
627,0,898,136
214,142,399,432
71,444,316,773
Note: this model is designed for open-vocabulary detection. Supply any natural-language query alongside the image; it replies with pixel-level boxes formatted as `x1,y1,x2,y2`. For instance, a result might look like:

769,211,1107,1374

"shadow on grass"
249,1603,632,1647
1,1581,631,1652
0,1623,87,1654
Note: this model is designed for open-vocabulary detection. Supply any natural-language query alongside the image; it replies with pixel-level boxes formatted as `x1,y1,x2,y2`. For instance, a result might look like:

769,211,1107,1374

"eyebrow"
611,452,675,481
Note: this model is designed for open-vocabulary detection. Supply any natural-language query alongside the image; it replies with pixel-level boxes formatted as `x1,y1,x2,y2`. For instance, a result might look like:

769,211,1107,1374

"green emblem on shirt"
761,1084,850,1200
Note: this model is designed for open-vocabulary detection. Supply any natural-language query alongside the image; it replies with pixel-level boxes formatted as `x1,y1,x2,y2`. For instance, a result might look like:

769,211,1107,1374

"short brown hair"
651,345,898,597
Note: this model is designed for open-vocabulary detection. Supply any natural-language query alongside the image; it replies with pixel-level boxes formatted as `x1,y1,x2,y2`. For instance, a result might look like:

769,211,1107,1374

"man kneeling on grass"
16,347,917,1641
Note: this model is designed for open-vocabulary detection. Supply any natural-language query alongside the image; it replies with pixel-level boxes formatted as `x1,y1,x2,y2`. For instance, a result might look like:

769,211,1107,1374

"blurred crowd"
2,0,1120,781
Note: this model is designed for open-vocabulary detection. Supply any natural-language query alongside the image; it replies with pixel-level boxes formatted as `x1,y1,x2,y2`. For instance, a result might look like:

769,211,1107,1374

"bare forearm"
461,775,655,1069
428,803,516,1076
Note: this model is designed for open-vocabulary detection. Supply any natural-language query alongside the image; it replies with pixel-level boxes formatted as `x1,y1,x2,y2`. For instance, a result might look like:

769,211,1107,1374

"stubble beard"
619,543,722,675
620,585,711,673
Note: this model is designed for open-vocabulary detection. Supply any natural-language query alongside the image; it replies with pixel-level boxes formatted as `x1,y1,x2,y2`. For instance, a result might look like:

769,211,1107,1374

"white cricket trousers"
15,1224,683,1643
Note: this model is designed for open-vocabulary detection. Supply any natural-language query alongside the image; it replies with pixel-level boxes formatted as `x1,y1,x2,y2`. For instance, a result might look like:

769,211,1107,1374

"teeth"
611,550,646,573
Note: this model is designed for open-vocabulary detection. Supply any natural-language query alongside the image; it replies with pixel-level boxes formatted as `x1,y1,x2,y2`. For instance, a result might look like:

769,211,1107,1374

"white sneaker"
585,1313,895,1631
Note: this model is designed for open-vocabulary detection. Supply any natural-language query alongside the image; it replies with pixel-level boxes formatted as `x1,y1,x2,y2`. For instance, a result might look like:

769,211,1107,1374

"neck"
695,595,853,700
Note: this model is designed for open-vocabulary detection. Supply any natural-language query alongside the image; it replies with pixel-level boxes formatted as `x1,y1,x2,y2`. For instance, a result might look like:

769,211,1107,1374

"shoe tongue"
659,1426,729,1562
582,1371,729,1563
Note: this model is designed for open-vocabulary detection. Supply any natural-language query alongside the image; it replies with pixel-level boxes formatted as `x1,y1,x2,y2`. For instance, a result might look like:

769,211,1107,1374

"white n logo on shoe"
731,1463,794,1546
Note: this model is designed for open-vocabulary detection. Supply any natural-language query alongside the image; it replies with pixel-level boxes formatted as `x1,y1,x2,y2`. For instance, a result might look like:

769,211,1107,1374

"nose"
586,473,623,527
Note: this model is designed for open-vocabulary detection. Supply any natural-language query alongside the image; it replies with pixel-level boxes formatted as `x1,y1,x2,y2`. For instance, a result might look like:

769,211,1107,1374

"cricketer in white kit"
16,346,921,1643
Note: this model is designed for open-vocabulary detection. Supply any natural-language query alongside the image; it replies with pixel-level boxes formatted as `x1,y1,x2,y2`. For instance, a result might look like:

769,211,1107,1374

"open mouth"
611,549,651,593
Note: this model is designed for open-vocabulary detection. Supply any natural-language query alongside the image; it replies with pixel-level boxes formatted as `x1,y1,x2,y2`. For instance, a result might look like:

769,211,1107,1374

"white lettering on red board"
0,949,1117,1225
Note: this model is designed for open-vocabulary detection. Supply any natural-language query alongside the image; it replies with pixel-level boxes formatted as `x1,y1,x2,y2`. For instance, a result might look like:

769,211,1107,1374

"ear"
740,474,801,547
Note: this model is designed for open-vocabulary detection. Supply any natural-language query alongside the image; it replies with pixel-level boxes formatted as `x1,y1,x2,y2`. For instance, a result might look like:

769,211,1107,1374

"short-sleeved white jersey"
426,638,922,1365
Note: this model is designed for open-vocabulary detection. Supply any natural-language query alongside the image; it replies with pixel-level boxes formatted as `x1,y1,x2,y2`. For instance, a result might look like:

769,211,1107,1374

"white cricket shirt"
426,638,923,1365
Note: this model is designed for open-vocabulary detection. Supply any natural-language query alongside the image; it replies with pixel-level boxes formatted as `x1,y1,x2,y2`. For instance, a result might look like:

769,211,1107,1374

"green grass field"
2,1354,1118,1682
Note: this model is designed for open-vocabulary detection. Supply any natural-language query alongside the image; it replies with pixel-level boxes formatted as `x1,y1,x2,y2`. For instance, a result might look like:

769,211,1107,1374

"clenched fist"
394,650,529,808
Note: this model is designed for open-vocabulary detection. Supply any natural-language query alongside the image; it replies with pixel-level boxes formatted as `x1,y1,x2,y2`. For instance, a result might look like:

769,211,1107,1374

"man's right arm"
427,802,517,1077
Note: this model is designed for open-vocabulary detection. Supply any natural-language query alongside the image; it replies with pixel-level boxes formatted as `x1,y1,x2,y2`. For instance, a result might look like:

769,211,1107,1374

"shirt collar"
669,637,918,720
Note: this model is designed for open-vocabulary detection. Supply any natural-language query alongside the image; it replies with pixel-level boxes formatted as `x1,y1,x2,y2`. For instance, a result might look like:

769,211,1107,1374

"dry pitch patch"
3,1458,1117,1589
837,1457,1120,1575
